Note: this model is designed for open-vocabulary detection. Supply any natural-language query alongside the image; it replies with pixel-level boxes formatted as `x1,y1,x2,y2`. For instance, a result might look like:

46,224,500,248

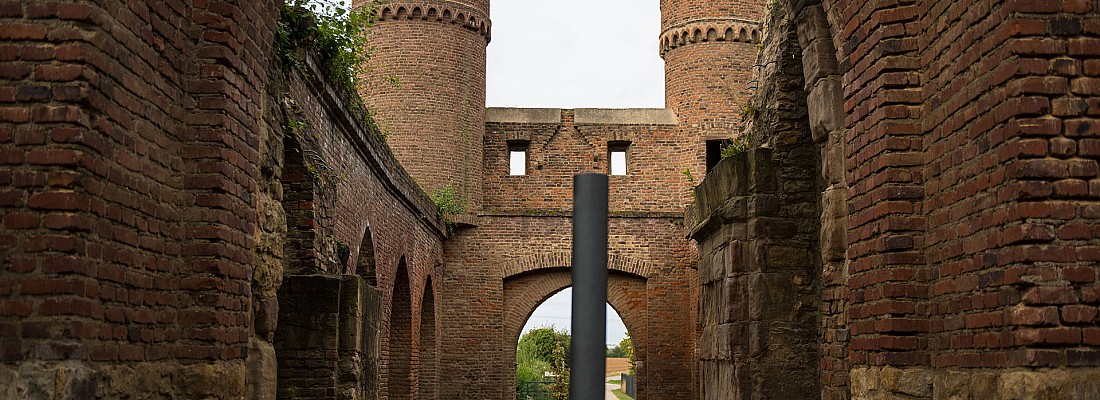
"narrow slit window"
609,141,630,176
509,141,528,176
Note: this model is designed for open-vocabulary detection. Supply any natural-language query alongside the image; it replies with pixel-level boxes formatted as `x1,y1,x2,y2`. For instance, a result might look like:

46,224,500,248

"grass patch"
607,379,621,385
611,389,632,400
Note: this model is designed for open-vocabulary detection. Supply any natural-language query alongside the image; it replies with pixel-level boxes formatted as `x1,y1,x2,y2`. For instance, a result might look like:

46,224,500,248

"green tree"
516,325,571,394
545,341,570,400
518,326,570,366
606,335,633,359
617,335,635,374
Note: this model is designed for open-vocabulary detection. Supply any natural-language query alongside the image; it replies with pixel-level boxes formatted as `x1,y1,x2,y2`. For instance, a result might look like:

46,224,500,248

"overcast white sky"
486,0,665,108
490,0,663,346
520,288,631,348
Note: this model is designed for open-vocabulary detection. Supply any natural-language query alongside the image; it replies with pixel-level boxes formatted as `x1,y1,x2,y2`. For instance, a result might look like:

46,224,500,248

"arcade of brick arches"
1,0,1099,399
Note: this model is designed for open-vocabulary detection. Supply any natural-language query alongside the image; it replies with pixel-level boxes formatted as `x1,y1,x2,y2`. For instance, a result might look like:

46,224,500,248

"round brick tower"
360,0,491,211
661,0,764,137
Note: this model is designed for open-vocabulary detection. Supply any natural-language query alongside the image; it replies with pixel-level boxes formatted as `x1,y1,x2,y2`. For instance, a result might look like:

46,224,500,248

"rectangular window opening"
609,141,630,176
508,141,528,176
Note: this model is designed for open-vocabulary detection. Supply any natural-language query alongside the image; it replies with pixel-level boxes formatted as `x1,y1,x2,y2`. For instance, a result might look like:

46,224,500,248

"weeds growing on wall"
720,132,754,158
276,0,381,95
431,184,466,228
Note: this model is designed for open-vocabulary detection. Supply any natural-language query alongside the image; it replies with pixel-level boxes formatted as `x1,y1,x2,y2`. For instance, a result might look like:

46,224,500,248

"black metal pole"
570,173,608,400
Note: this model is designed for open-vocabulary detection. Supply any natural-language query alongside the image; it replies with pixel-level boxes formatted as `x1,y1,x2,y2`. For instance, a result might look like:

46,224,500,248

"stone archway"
502,267,649,399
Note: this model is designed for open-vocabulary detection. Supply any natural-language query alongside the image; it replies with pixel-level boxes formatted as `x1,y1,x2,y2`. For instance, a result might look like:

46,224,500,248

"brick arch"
499,251,658,279
354,223,378,286
417,276,438,399
386,257,413,399
502,268,649,399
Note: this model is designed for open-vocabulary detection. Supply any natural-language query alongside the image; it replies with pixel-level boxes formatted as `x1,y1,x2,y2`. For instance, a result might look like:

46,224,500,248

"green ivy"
275,0,381,107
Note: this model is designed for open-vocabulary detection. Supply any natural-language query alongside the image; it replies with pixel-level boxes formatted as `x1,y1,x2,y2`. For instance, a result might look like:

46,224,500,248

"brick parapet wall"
660,0,766,29
484,108,692,213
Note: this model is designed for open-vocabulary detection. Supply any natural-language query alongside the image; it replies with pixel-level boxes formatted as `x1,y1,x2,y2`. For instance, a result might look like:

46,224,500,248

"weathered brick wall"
692,0,1100,399
359,0,489,211
914,1,1100,396
0,0,278,397
265,49,446,399
0,2,446,398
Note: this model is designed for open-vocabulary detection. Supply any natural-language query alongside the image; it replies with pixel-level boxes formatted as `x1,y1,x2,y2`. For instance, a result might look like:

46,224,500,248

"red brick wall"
484,108,691,213
271,54,447,399
920,0,1100,370
0,1,448,397
441,215,697,399
360,1,489,211
0,1,278,395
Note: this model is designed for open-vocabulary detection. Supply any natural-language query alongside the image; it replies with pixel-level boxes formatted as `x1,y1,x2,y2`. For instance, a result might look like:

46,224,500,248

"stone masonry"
690,0,1100,399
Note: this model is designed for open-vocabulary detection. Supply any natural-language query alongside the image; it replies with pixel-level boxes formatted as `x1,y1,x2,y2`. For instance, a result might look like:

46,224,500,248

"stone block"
2,361,97,400
795,4,831,49
722,277,746,322
822,132,846,185
802,39,841,90
747,273,796,321
714,323,733,360
724,240,745,276
701,244,727,284
808,77,844,143
698,325,716,360
766,244,813,270
717,196,748,223
821,216,847,262
821,187,847,220
246,339,278,400
749,148,777,193
254,296,279,342
748,193,779,217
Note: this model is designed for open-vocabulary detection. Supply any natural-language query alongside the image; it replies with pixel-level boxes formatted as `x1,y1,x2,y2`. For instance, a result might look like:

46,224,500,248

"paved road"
605,375,618,400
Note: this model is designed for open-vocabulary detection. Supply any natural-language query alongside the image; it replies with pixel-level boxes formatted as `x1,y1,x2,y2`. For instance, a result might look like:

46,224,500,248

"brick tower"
360,0,491,210
661,0,764,141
